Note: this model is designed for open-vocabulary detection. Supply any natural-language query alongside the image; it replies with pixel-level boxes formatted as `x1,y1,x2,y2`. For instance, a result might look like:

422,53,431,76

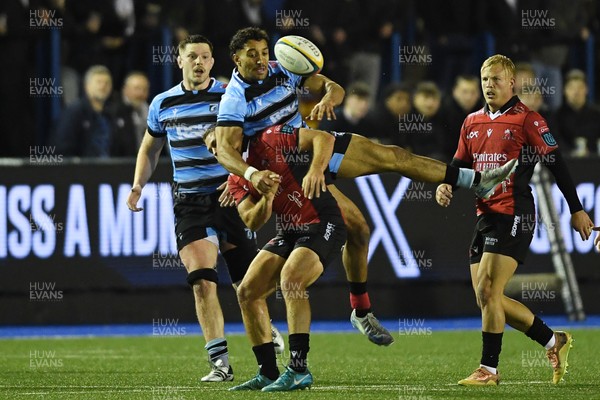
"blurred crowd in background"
1,0,600,160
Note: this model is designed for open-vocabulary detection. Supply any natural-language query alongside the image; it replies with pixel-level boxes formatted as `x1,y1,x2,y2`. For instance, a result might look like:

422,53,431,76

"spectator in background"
439,75,481,160
345,0,401,103
107,71,150,156
520,85,546,114
553,70,600,157
0,0,35,156
363,82,411,145
513,63,537,97
418,0,485,92
404,81,445,160
521,0,590,111
319,81,371,134
51,65,113,157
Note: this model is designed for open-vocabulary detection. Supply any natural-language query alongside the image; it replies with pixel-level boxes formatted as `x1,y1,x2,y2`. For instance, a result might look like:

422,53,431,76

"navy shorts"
173,190,257,253
262,216,347,268
328,131,353,178
469,213,535,265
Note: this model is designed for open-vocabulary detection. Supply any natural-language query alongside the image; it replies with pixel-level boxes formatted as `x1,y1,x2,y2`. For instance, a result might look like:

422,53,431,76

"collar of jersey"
484,95,519,119
180,78,215,94
234,66,272,85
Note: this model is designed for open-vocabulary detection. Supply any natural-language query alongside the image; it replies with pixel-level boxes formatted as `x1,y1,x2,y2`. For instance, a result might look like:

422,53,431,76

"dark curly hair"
229,27,269,57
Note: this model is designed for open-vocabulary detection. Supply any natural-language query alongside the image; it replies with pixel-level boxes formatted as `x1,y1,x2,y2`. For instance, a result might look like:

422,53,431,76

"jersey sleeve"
228,174,252,206
453,119,472,164
147,97,166,137
217,81,247,127
523,112,558,155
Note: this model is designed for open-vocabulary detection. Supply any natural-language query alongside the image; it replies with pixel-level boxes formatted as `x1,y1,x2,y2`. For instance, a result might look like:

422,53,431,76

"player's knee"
345,214,370,249
236,281,260,305
475,279,493,307
187,268,218,299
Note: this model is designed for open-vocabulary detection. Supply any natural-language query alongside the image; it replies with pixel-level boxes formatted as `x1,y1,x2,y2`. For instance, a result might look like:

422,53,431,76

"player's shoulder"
209,78,228,93
463,107,486,125
149,83,184,109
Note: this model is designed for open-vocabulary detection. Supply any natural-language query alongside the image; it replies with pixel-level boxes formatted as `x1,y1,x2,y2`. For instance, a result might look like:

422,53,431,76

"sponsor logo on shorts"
484,236,498,247
323,222,335,241
511,215,521,237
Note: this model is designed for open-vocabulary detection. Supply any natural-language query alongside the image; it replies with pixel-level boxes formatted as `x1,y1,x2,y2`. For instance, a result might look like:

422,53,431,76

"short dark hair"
454,74,479,87
382,82,411,101
229,27,269,56
564,69,586,86
414,81,441,98
178,35,214,56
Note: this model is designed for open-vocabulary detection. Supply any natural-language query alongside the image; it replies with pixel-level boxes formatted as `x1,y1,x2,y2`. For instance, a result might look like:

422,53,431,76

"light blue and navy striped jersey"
216,61,307,136
147,78,228,194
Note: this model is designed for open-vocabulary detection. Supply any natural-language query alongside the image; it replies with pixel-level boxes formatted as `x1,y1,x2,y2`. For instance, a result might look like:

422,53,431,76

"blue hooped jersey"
216,61,308,136
147,78,228,194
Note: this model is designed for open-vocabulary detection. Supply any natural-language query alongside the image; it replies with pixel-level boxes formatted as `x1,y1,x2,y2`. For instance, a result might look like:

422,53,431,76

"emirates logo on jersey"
472,152,508,162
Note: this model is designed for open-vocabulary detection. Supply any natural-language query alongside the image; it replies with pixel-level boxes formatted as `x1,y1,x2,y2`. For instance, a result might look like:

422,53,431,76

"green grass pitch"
1,329,599,399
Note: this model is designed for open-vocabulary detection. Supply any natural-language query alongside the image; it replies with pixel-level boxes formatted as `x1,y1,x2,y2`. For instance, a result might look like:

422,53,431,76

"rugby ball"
274,35,324,76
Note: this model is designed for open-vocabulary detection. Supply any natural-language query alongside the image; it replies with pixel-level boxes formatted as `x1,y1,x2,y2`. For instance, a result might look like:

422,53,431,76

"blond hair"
481,54,515,79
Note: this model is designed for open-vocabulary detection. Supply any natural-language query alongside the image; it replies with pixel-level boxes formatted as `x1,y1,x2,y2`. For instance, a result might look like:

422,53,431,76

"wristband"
244,166,258,181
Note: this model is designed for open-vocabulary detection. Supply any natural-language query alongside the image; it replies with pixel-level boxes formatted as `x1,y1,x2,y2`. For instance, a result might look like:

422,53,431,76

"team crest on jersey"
542,132,557,146
502,129,515,140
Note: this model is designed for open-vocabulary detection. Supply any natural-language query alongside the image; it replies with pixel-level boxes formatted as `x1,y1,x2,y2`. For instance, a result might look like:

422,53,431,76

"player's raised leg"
328,185,394,346
180,238,232,382
336,133,518,199
230,250,285,391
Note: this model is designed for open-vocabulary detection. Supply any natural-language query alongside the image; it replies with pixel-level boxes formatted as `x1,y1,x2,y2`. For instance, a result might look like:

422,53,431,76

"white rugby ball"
274,35,324,76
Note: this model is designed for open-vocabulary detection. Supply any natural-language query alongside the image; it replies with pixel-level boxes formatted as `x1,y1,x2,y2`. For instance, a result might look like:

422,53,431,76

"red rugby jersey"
454,96,558,215
228,124,340,229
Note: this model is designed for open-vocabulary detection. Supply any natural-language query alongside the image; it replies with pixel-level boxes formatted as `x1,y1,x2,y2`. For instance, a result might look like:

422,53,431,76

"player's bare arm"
211,126,280,195
298,128,335,199
236,179,280,231
127,131,166,212
304,74,345,121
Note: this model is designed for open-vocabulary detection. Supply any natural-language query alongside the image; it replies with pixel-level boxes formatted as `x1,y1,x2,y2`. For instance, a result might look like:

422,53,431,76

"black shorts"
469,213,535,265
173,191,257,253
328,131,353,179
262,216,347,268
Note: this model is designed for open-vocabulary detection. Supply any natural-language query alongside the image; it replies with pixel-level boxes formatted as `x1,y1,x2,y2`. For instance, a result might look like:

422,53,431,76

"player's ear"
232,53,241,67
177,55,183,70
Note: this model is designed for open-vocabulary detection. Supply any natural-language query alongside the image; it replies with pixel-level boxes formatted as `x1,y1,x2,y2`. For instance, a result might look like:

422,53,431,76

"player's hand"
217,181,236,207
126,185,143,212
571,210,594,241
309,96,337,121
265,173,281,198
436,184,453,207
302,169,327,199
251,170,280,196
